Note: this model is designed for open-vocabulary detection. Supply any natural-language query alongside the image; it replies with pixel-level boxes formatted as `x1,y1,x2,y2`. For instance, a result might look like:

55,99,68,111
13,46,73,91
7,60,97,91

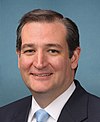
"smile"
30,73,53,77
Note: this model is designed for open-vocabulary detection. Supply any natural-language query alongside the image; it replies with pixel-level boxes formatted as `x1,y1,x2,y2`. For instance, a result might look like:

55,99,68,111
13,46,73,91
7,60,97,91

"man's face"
17,22,80,97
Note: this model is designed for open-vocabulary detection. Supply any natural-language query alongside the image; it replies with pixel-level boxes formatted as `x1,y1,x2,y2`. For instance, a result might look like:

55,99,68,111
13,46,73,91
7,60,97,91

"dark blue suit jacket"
0,80,100,122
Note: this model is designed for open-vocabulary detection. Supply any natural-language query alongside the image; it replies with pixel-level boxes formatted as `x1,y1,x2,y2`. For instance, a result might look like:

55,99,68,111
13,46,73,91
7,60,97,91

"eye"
23,49,35,56
48,49,60,55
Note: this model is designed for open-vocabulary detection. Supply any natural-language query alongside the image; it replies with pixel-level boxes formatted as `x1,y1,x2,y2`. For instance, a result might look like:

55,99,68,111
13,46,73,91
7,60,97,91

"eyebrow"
21,43,63,50
21,44,34,50
45,43,63,49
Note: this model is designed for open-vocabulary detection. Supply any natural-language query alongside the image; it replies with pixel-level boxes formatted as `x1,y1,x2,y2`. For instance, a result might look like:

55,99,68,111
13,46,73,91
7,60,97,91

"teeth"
33,73,52,77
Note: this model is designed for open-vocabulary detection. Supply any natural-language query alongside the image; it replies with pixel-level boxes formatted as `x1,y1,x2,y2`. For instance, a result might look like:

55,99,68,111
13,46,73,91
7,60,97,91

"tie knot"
35,109,49,122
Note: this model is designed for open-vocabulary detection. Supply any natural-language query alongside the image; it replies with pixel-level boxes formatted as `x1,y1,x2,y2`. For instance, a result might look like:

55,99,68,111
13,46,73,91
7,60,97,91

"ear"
70,47,81,69
16,50,21,69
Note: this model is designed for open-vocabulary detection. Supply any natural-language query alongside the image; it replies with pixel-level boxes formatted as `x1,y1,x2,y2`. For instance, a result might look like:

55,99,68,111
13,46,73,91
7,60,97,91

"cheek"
50,57,67,71
19,57,33,70
52,57,71,78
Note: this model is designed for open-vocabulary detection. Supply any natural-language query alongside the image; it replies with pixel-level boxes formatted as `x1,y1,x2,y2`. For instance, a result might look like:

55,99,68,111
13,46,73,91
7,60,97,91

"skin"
17,22,80,108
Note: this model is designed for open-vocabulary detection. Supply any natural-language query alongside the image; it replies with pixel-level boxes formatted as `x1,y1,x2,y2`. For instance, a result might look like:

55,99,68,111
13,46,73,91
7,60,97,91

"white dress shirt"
27,82,76,122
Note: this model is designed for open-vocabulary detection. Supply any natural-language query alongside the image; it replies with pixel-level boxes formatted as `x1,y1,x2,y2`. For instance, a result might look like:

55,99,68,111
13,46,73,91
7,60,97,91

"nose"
33,50,48,69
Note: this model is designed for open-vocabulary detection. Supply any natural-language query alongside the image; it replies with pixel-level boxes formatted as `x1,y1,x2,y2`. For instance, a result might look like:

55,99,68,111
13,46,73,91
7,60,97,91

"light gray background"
0,0,100,106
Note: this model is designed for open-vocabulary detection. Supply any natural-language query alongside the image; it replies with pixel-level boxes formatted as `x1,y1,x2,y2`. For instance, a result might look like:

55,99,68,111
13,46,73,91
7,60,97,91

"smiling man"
0,9,100,122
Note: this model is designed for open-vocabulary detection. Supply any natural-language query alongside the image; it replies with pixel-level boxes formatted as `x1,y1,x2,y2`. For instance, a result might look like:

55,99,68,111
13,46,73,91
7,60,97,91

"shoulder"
75,80,100,117
85,93,100,121
0,95,32,114
75,79,100,103
87,93,100,111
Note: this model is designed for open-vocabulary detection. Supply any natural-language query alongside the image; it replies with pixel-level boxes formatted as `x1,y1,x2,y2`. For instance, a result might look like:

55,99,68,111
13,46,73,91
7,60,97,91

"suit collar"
58,80,88,122
12,96,32,122
11,80,88,122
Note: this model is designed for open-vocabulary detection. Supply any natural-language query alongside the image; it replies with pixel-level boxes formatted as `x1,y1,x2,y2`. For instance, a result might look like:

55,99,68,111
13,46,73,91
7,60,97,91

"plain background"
0,0,100,107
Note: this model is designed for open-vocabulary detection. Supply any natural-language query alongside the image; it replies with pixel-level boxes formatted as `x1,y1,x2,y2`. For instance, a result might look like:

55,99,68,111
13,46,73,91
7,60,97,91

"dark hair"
16,9,80,58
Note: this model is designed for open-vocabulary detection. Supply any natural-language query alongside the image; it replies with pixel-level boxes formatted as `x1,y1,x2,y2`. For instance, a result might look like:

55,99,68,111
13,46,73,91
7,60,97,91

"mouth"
30,73,53,77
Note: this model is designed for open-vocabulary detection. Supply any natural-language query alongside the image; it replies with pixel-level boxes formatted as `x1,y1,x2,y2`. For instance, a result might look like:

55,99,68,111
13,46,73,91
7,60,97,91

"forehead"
21,22,67,47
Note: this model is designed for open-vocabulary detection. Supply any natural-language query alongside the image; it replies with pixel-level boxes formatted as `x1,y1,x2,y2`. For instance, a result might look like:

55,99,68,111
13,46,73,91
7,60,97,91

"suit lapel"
57,107,74,122
11,81,88,122
12,96,32,122
58,80,88,122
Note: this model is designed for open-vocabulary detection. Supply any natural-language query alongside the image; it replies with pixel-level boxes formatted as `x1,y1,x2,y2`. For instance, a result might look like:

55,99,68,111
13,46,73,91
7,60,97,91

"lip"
30,72,53,80
31,73,53,77
30,72,53,76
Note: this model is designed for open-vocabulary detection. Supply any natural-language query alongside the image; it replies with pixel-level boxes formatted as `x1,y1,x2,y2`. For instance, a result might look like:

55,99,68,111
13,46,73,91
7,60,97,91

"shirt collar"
45,81,76,121
28,82,76,121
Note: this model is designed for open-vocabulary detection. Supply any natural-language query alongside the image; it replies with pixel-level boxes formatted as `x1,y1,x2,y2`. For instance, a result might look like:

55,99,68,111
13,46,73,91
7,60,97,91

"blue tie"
35,109,49,122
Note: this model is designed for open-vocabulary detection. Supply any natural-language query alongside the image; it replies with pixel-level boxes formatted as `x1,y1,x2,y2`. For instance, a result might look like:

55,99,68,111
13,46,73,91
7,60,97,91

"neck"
34,93,54,108
31,81,73,108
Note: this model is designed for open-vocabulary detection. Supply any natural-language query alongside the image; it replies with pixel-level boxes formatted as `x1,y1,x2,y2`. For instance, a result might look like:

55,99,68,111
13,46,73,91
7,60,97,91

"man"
0,9,100,122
